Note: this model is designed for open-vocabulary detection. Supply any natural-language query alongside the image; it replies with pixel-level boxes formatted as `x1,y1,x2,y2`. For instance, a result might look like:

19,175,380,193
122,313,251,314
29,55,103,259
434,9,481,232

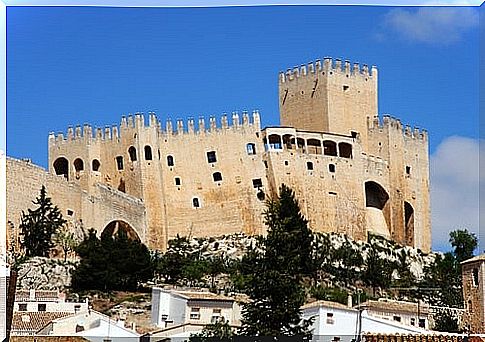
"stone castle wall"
461,257,485,333
6,57,432,253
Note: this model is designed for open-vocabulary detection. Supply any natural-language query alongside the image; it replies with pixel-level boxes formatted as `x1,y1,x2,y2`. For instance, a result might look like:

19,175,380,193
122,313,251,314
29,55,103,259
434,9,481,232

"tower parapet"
279,56,377,84
367,115,427,141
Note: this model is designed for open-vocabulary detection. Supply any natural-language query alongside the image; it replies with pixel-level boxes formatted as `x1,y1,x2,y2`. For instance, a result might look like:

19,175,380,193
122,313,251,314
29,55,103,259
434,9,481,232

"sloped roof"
11,312,73,333
357,299,429,315
461,254,485,265
301,300,356,311
15,290,60,302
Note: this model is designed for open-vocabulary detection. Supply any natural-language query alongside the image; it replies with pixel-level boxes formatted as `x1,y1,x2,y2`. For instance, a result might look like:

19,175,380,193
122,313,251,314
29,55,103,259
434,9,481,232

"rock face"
16,257,76,290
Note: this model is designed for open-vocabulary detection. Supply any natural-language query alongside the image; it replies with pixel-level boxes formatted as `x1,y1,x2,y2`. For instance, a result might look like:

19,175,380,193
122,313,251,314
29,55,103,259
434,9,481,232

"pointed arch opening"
404,201,415,246
74,158,84,172
364,181,391,238
102,220,140,241
128,146,137,162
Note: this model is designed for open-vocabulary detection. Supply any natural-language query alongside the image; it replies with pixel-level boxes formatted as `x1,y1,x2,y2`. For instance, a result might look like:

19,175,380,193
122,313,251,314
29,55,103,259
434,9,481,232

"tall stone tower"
461,254,485,333
279,58,377,149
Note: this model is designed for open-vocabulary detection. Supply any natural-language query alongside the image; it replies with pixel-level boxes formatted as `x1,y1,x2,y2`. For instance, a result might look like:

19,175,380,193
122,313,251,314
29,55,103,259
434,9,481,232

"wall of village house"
461,260,485,333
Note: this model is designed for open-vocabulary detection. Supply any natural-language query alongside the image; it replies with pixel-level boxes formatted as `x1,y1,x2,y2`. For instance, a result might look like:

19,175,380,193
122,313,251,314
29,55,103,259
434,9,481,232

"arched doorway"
53,157,69,180
364,181,391,238
102,220,140,241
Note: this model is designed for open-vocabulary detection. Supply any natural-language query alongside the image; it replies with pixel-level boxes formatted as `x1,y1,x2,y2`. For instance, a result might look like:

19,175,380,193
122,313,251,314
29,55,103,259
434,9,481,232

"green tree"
239,184,313,340
71,228,153,292
432,309,461,333
55,225,79,262
362,245,395,296
449,229,478,263
19,186,67,257
190,321,234,341
331,239,364,287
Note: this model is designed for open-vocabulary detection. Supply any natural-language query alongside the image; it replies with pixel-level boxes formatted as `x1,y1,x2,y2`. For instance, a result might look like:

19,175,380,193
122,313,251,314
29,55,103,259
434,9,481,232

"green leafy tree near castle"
19,185,66,257
239,184,313,340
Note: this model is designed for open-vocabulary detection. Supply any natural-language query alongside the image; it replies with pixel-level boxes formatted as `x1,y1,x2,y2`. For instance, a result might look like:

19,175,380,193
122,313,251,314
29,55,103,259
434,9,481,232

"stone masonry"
7,57,431,252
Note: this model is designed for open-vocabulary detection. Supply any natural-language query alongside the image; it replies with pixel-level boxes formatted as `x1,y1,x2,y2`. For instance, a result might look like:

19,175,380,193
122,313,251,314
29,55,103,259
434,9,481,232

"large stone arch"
53,157,69,180
102,220,141,241
364,181,391,238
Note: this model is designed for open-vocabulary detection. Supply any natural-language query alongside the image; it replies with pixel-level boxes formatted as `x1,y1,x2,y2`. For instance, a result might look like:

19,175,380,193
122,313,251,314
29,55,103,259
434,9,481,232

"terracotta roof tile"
12,312,73,334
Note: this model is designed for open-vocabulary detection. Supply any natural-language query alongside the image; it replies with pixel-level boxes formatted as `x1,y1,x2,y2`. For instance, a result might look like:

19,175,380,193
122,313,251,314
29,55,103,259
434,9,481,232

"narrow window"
128,146,137,162
406,166,411,176
190,307,200,320
329,164,336,173
167,155,174,167
246,143,256,155
92,159,100,171
192,198,200,208
38,304,46,312
175,177,181,186
207,151,217,163
284,160,289,166
252,178,263,188
307,161,314,171
473,268,479,286
410,318,415,326
326,312,334,325
74,158,84,172
264,161,268,169
213,172,222,182
116,156,124,170
145,145,153,160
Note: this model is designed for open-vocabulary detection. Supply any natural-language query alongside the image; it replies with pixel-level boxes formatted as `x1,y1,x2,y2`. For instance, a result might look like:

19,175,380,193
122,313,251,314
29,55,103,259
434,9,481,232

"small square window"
246,143,256,155
307,161,314,171
38,304,46,312
329,164,336,173
213,172,222,182
418,318,426,328
175,177,181,186
284,160,289,166
343,85,349,91
207,151,217,163
67,210,74,217
18,304,27,311
252,178,263,188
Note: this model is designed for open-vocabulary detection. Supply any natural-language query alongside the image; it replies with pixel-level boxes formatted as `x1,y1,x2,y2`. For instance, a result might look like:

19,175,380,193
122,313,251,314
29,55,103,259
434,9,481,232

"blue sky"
6,5,481,251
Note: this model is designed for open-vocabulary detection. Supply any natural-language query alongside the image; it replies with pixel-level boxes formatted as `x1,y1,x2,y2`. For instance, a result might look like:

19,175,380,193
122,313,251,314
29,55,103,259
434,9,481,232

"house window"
473,268,479,286
116,156,124,170
307,161,314,171
410,318,415,326
252,178,263,188
418,318,426,328
175,177,181,186
326,312,334,325
190,308,200,320
38,304,46,312
329,164,336,173
18,304,27,311
393,316,401,322
213,172,222,182
74,305,81,313
193,198,200,208
207,151,217,163
246,143,256,155
145,145,153,161
167,155,174,167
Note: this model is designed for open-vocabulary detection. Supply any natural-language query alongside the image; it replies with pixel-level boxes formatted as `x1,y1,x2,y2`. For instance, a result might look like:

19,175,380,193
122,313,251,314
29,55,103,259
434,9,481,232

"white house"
37,309,140,342
302,300,430,342
14,289,89,314
0,262,9,341
151,287,245,330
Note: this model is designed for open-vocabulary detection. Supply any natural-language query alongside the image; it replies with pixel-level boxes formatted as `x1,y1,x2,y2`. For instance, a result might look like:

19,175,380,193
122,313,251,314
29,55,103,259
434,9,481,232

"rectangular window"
207,151,217,163
38,304,46,312
418,318,426,328
393,316,401,322
473,268,479,286
190,307,200,320
116,156,124,170
406,166,411,176
18,304,27,311
326,312,334,325
252,178,263,188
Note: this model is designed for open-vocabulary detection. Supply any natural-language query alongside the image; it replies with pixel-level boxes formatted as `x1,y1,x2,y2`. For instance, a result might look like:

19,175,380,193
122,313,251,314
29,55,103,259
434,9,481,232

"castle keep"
7,57,431,252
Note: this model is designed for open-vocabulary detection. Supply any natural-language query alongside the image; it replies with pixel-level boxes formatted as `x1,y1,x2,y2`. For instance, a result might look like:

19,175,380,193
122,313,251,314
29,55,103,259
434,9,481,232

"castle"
6,57,431,252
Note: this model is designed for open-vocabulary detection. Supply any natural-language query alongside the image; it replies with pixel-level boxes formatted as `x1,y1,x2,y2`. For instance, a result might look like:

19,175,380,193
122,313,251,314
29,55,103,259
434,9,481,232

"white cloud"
382,7,478,44
430,136,480,251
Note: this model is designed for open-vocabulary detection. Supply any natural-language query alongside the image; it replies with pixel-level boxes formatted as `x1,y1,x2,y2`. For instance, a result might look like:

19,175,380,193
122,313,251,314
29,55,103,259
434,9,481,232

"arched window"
213,172,222,182
53,157,69,180
246,143,256,155
116,156,124,170
268,134,282,150
145,145,153,160
92,159,100,172
74,158,84,172
128,146,137,162
338,142,352,158
307,139,322,154
323,141,337,156
192,197,200,208
167,155,174,167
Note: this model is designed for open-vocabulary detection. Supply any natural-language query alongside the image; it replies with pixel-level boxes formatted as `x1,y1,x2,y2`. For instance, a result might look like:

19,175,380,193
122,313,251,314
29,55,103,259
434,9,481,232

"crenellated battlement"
367,115,428,141
48,110,262,145
162,110,261,136
279,56,377,83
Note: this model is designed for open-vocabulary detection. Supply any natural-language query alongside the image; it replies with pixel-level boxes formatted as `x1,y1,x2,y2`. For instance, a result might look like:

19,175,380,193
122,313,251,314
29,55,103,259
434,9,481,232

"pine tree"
239,184,313,340
19,186,67,257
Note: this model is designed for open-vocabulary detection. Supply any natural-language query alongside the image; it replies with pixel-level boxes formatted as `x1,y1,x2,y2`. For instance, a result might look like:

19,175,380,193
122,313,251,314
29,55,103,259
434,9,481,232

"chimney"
347,294,353,308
